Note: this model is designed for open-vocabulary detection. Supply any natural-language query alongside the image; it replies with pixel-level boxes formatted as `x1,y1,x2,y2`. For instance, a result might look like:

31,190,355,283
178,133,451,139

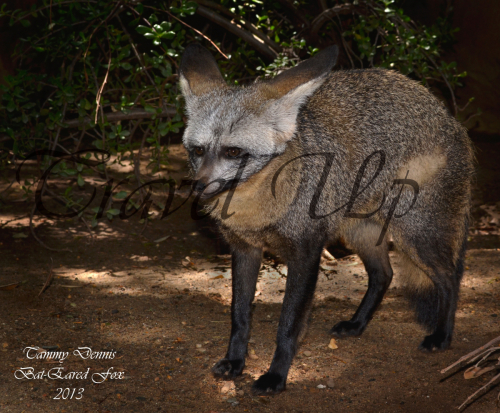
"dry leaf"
0,283,19,291
328,338,338,350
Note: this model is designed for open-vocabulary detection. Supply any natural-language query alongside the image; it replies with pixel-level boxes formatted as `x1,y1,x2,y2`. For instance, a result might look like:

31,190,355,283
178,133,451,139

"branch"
458,371,500,410
38,258,54,296
310,3,357,39
137,4,228,59
63,108,177,128
194,0,282,53
195,5,278,60
441,336,500,374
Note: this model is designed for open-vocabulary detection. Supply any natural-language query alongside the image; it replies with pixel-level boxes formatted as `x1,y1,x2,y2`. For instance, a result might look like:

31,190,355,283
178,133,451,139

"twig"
458,99,474,113
95,53,112,124
130,5,228,60
74,127,86,153
38,258,54,296
461,111,482,126
163,8,229,59
331,355,347,364
310,3,357,39
458,372,500,410
192,0,281,53
441,336,500,374
195,5,278,60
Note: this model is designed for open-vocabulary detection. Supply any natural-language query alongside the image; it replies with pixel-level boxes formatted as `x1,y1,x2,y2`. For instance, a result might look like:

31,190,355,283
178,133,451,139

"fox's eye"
227,148,241,158
194,147,205,156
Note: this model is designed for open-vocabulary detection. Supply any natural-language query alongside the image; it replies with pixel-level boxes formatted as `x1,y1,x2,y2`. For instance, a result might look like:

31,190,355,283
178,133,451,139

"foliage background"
0,0,469,232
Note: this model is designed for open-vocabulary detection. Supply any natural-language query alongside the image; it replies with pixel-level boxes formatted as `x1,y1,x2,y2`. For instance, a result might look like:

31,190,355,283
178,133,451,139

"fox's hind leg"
331,221,393,338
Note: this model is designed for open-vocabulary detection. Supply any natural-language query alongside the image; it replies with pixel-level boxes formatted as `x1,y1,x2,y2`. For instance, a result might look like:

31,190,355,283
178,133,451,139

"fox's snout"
192,172,228,198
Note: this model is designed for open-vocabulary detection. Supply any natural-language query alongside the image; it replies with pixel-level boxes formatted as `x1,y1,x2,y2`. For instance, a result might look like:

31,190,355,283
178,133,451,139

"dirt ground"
0,135,499,413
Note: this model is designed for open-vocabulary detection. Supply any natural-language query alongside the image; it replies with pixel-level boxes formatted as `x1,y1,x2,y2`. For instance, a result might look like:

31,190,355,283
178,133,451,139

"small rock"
303,350,312,357
227,397,238,405
327,379,335,388
317,384,326,389
237,390,244,396
196,344,203,348
111,309,119,314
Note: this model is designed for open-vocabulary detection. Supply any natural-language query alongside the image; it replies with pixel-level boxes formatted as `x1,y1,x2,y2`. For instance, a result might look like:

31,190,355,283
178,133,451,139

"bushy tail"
400,215,469,332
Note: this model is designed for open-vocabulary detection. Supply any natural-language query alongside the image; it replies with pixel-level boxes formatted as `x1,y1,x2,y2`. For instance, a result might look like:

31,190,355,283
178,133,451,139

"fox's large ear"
263,46,338,149
179,44,227,98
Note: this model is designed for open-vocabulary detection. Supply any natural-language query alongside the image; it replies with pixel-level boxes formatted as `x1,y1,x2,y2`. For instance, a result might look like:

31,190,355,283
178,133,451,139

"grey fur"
179,44,474,394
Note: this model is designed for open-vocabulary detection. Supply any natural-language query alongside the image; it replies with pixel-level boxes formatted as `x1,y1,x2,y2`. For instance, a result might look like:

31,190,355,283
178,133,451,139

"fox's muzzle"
192,177,231,199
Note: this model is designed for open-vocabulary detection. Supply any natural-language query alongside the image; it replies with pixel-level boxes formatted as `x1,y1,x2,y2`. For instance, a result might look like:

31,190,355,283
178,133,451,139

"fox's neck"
208,139,302,232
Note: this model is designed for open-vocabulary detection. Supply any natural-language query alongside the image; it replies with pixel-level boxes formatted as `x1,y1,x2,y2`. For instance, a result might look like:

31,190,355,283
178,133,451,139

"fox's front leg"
212,246,262,379
252,242,323,395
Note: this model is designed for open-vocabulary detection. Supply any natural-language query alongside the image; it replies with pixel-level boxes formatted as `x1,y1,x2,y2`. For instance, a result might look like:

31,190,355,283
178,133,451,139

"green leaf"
136,25,151,35
77,174,85,187
114,191,128,199
107,208,120,216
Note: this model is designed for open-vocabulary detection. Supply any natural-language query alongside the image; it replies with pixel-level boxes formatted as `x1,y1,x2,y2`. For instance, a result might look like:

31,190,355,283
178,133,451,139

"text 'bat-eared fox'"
179,44,474,395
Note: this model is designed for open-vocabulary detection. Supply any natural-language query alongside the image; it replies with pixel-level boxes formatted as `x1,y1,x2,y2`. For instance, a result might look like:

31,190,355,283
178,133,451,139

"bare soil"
0,137,499,413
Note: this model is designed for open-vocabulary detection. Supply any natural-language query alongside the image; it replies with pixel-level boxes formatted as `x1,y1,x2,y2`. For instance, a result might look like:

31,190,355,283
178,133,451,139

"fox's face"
179,44,338,199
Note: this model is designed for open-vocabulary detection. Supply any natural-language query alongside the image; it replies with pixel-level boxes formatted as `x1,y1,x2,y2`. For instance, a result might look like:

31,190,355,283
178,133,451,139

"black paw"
251,372,286,395
212,358,245,378
330,320,364,338
418,331,450,352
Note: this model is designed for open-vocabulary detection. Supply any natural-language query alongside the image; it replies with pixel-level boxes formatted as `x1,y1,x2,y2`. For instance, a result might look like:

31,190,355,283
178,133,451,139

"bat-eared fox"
179,44,474,395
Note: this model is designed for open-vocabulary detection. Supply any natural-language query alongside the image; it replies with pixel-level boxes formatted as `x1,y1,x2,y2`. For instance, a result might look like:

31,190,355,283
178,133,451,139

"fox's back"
291,68,473,233
301,68,469,162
